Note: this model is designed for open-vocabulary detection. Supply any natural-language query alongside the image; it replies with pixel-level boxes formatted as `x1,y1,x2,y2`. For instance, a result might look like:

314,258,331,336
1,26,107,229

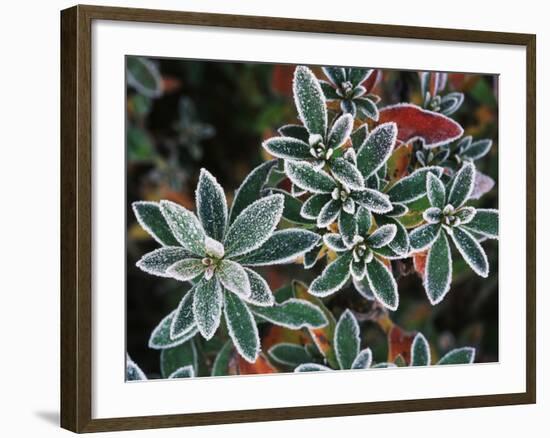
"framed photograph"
60,4,536,433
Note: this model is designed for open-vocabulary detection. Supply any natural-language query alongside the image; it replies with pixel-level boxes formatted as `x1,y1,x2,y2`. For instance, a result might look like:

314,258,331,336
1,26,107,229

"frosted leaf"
327,114,354,150
437,347,476,365
278,124,310,142
386,203,408,217
251,298,328,329
341,99,357,116
330,157,364,191
269,343,312,367
335,309,360,370
317,199,341,228
372,362,397,368
461,138,492,161
126,354,147,381
262,136,311,161
204,236,225,259
470,170,495,200
166,258,204,282
440,92,464,116
352,276,375,300
350,258,366,280
356,123,397,181
149,310,198,350
304,243,323,269
217,260,251,298
348,68,373,87
351,125,369,150
337,210,356,248
322,66,346,86
136,247,191,278
132,201,179,246
267,188,315,226
285,160,337,194
170,288,196,339
160,340,197,378
356,207,372,236
241,268,274,307
424,231,452,305
195,169,228,241
160,200,206,256
448,162,475,208
351,348,373,370
352,189,392,214
455,206,476,225
168,365,195,379
449,226,489,277
229,160,277,223
387,166,443,203
365,257,398,311
293,66,327,137
410,223,441,252
426,172,446,209
211,340,233,376
291,183,307,197
193,277,223,340
224,290,260,363
309,252,353,297
323,233,348,252
355,97,379,121
410,332,431,366
367,224,397,248
295,363,332,372
126,57,162,98
423,207,442,224
342,198,355,214
301,194,331,219
377,216,410,256
237,229,320,266
224,194,284,258
462,208,498,239
320,80,339,100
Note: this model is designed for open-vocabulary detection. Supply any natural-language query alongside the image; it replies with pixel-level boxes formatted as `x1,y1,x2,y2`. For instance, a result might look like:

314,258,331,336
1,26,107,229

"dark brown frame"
61,4,536,433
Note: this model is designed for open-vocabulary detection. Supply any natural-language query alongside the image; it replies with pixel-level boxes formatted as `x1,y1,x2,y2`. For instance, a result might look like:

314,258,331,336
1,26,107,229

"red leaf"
271,65,295,96
237,354,278,375
388,325,416,365
362,69,380,93
378,104,463,148
413,250,428,279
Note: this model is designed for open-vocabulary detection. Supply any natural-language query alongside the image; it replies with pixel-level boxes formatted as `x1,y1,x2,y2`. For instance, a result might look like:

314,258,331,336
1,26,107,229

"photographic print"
125,57,499,381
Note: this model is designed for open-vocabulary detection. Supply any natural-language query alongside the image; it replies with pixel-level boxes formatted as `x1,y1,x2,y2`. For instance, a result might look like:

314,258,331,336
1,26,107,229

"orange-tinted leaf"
386,143,412,182
413,250,428,279
271,65,296,96
388,325,416,365
378,104,463,148
237,353,278,375
363,69,380,93
262,325,307,352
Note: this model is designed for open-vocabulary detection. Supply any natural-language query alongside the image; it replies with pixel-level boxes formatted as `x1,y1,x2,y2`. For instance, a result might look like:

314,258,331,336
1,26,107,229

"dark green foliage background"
126,57,498,377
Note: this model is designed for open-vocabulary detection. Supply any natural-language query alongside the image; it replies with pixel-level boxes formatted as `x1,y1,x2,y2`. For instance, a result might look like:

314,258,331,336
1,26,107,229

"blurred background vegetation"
126,56,498,377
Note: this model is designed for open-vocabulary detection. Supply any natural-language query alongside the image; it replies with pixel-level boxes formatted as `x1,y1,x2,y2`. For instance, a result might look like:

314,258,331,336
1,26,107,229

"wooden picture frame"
60,4,536,433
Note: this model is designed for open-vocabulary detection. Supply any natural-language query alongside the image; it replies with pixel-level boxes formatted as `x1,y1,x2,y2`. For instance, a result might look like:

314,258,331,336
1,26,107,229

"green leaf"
327,114,353,150
410,332,431,366
251,298,328,329
160,200,206,256
293,66,327,137
426,173,446,209
301,194,332,219
304,243,323,269
353,275,375,300
461,139,492,161
462,209,498,239
168,365,195,379
217,260,251,298
386,167,443,203
351,348,373,369
149,310,198,350
229,160,277,223
211,340,234,376
309,252,353,297
455,206,476,224
330,157,364,191
295,363,332,372
351,125,368,150
165,258,204,281
242,268,274,307
322,66,346,86
377,216,410,256
425,230,452,305
160,340,197,378
285,160,336,194
365,257,398,310
357,207,372,236
439,92,464,116
410,223,441,252
269,189,315,225
423,207,442,224
437,347,476,365
323,233,348,252
320,81,339,100
193,277,223,340
278,124,310,142
317,199,341,228
448,162,475,208
126,57,162,98
262,136,312,161
196,169,228,241
352,189,392,213
224,290,260,363
269,343,312,367
355,97,379,121
126,355,147,381
339,210,358,247
356,123,397,179
224,194,284,258
132,201,179,246
238,229,320,266
136,247,191,278
348,68,372,87
334,309,360,370
127,126,155,161
367,224,397,248
449,226,489,277
170,288,196,339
